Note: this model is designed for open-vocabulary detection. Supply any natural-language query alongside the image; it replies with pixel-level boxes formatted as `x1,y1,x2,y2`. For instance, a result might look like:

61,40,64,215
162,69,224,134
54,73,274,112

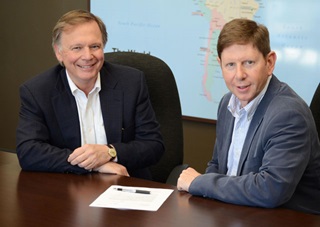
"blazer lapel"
220,111,235,173
216,93,235,173
237,76,280,174
100,65,123,143
51,70,81,149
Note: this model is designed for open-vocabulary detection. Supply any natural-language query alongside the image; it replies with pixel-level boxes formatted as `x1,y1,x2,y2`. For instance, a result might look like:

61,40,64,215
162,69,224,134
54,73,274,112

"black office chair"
310,83,320,140
104,51,188,185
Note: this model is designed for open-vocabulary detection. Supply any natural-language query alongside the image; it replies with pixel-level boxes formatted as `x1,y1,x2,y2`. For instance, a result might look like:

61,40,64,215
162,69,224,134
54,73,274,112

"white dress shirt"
66,72,108,146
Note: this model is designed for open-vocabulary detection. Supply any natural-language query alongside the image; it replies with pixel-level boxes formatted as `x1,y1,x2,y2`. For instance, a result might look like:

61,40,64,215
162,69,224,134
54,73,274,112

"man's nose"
235,65,246,80
82,47,94,60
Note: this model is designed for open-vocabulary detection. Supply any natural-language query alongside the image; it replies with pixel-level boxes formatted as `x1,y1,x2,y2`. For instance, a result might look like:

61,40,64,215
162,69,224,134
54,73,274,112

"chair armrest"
166,164,189,186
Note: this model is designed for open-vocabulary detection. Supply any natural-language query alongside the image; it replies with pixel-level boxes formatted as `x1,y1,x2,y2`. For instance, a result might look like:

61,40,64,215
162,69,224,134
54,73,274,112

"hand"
67,144,110,170
94,162,130,177
177,167,201,192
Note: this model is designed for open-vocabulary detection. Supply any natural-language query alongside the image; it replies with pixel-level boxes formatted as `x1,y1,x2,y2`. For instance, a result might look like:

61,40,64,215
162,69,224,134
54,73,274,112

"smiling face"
54,20,104,94
218,43,276,107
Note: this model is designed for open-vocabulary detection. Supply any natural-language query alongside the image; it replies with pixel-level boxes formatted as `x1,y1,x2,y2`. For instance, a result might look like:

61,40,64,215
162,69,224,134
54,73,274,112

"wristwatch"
107,144,117,161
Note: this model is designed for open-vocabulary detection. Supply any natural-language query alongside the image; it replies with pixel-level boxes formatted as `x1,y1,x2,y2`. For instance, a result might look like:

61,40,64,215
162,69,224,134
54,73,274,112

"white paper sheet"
90,185,174,211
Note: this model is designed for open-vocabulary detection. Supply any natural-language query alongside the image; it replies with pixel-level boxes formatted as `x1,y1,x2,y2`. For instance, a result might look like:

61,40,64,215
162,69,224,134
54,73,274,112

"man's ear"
53,44,63,63
267,51,277,75
217,57,221,66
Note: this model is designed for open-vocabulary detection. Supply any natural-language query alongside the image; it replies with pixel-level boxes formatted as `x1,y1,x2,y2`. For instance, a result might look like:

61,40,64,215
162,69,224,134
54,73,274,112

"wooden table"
1,151,319,227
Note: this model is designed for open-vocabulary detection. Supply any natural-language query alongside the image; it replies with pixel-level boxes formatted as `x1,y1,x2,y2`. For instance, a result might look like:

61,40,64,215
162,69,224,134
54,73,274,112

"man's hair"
52,9,107,48
217,18,270,58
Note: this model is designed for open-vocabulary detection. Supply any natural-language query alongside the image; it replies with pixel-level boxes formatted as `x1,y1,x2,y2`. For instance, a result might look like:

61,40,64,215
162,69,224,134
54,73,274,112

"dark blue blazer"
16,62,164,179
189,76,320,214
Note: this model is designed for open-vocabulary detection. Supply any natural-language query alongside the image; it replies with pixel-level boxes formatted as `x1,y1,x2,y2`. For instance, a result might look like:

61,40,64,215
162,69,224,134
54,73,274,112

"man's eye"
226,63,235,68
91,45,101,50
245,60,254,66
72,46,81,51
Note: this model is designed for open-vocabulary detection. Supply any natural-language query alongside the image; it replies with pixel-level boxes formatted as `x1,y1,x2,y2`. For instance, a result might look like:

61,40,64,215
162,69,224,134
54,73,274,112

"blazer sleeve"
16,74,88,174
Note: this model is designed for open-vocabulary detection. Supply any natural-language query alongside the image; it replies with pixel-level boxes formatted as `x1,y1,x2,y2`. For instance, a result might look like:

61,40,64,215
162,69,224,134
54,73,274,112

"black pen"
115,187,151,194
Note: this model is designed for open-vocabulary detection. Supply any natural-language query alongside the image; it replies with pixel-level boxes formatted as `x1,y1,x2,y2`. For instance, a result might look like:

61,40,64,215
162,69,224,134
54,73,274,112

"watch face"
109,149,117,157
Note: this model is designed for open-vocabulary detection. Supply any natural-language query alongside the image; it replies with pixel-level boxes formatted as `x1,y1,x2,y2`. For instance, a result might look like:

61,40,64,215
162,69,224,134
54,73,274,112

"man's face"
218,44,276,107
54,21,104,90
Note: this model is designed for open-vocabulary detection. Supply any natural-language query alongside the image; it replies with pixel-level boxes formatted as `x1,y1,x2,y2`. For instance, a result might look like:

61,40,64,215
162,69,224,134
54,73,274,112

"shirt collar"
66,71,101,95
227,76,272,120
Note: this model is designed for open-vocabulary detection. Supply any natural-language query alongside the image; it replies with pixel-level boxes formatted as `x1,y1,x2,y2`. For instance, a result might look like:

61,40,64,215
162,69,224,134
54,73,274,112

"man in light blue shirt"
177,18,320,214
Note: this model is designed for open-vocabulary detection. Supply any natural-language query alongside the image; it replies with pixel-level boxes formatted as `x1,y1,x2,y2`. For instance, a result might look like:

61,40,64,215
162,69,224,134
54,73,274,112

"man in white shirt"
16,10,164,180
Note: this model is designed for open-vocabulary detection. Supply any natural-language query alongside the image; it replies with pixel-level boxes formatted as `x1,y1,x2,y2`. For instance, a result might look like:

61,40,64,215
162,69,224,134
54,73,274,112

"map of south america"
197,0,260,102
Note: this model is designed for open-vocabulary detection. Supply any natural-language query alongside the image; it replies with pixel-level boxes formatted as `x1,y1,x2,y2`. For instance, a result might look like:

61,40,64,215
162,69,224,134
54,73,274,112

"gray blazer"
16,62,164,179
190,76,320,214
